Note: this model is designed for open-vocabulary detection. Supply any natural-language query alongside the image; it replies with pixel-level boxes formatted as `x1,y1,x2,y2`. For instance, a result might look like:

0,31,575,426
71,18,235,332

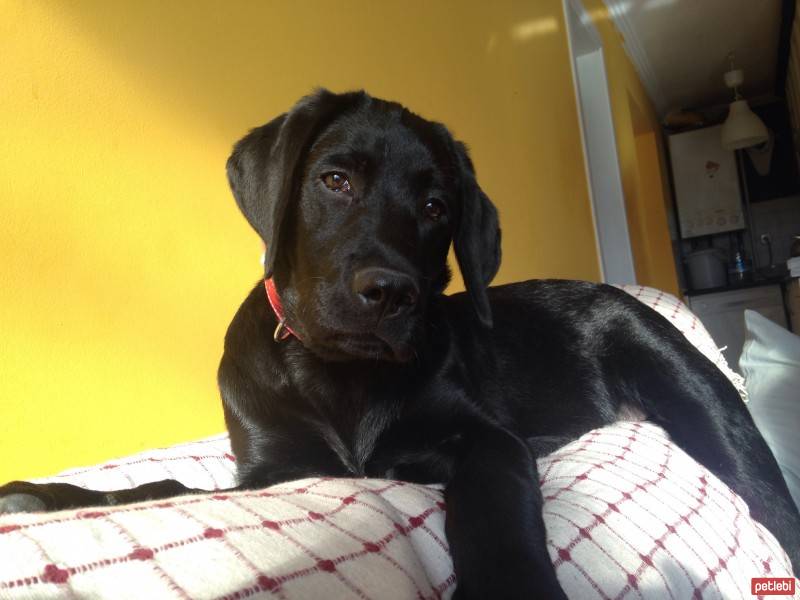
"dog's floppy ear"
452,142,501,328
226,89,365,277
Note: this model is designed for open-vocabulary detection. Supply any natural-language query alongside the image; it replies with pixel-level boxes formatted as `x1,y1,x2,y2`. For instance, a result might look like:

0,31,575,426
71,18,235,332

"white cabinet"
787,279,800,332
687,285,788,370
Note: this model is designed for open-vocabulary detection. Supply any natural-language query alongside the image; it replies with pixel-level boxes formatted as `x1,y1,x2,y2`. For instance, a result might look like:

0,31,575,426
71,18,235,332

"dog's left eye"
322,172,352,194
424,199,447,221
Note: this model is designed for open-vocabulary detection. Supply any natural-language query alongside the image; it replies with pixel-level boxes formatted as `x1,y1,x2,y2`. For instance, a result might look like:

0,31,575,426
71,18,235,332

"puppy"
1,89,798,599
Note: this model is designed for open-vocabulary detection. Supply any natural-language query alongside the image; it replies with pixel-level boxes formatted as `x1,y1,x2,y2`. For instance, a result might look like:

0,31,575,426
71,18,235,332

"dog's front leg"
0,479,211,513
444,426,567,600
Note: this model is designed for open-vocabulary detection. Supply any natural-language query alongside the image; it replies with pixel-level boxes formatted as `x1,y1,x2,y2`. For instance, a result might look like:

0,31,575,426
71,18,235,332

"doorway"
563,0,636,284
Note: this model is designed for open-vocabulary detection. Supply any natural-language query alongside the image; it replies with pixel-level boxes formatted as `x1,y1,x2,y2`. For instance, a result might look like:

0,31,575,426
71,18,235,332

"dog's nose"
353,268,419,318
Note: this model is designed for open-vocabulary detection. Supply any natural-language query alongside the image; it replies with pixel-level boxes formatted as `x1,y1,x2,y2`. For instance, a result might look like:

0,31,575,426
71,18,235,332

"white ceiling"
603,0,783,116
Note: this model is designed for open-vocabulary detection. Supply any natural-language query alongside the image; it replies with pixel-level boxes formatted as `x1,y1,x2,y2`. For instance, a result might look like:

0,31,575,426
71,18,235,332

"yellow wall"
583,0,679,296
0,1,602,481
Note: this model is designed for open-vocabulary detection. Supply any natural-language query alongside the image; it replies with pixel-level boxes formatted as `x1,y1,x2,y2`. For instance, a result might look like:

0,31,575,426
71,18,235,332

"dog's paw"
0,481,54,514
451,568,568,600
0,493,47,514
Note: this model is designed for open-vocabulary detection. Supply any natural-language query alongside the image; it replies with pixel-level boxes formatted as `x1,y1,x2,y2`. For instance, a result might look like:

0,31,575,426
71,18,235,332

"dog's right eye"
322,172,352,194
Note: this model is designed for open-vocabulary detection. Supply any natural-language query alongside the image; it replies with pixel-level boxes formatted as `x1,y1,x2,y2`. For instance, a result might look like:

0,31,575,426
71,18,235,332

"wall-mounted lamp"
720,53,769,150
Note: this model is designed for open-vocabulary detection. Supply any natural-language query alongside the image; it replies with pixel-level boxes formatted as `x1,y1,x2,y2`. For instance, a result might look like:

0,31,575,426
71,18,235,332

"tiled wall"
749,195,800,266
785,0,800,173
751,0,800,270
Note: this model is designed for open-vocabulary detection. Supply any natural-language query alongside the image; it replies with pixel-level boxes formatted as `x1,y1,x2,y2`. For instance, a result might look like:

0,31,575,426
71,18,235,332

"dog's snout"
353,268,419,319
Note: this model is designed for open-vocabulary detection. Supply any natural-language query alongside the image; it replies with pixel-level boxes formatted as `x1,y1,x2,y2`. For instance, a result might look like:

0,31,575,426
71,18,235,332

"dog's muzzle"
352,267,419,321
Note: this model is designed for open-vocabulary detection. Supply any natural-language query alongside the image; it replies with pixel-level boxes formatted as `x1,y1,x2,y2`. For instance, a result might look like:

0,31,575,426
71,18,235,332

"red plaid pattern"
540,422,796,599
0,475,451,599
1,424,795,599
1,287,792,599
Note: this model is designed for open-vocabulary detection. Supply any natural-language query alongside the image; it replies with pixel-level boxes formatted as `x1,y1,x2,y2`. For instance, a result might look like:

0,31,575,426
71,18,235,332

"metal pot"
685,248,727,290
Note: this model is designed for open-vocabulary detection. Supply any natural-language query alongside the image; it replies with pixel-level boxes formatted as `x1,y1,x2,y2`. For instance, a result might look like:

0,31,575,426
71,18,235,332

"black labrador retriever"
1,89,798,598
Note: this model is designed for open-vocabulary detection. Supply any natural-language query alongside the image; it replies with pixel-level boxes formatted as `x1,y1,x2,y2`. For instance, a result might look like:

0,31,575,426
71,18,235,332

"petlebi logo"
750,577,795,595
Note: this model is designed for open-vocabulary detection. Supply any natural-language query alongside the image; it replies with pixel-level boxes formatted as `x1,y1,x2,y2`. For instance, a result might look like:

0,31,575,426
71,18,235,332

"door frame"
562,0,637,284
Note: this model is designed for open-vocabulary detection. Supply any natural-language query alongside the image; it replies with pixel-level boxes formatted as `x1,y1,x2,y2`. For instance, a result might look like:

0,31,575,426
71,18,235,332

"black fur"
2,89,798,598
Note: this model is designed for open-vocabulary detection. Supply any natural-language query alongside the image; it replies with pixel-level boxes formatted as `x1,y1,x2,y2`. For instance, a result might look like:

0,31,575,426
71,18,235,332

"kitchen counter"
685,281,790,366
684,272,791,297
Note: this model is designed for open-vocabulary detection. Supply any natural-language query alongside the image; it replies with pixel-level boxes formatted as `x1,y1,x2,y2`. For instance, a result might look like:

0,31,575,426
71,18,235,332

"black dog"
1,89,798,598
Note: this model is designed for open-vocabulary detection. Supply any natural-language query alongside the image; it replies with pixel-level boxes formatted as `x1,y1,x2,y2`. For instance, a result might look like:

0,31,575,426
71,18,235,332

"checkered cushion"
0,286,793,599
541,422,795,598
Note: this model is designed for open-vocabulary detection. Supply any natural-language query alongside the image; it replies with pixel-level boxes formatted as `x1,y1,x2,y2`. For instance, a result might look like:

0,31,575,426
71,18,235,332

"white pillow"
740,309,800,509
0,423,795,599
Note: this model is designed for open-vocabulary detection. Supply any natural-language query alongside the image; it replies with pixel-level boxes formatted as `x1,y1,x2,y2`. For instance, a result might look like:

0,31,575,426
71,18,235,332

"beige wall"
1,1,607,480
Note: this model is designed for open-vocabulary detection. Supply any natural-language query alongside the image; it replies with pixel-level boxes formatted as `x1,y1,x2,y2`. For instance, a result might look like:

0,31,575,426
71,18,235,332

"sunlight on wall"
510,17,560,41
0,0,599,480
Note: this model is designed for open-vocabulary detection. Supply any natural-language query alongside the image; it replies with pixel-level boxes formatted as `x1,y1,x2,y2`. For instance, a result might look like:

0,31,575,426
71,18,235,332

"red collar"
264,278,299,342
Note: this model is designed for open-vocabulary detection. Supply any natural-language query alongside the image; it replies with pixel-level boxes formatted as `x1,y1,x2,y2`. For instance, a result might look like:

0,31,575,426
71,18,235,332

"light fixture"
720,53,769,150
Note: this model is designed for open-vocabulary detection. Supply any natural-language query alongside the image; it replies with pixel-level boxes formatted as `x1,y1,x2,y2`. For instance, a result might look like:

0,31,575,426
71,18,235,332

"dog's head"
227,89,500,362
